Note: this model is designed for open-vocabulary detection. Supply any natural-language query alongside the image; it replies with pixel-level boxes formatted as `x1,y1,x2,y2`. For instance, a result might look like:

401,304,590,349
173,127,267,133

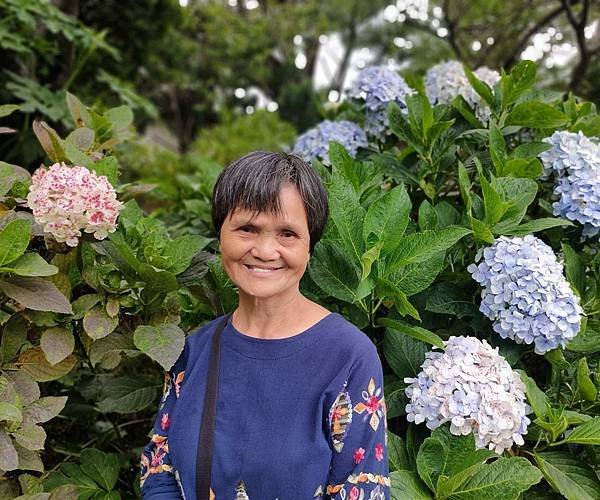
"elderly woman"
140,152,389,499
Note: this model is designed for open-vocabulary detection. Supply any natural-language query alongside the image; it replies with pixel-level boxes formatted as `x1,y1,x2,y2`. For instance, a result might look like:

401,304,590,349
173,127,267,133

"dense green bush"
0,59,599,499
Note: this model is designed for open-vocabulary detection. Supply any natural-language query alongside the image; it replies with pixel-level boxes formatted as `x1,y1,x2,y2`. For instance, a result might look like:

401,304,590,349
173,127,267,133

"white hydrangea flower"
468,235,582,354
425,60,499,124
539,130,600,238
27,162,122,247
405,336,530,454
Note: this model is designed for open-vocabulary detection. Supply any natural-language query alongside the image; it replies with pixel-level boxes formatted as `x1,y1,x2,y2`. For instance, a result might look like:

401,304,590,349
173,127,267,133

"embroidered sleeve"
325,343,390,500
140,342,188,499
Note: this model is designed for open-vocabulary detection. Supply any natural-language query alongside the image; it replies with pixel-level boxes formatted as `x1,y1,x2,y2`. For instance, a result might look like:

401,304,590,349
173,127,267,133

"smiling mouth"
243,264,283,273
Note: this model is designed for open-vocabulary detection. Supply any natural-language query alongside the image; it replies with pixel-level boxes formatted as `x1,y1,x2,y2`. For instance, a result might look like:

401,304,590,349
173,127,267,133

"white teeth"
246,265,278,273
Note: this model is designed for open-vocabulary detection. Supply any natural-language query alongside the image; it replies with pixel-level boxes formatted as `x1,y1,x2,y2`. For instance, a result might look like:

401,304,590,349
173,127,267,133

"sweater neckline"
224,312,338,359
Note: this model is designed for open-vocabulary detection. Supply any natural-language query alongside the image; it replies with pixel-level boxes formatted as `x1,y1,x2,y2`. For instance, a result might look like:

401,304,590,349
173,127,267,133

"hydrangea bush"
539,130,600,238
404,336,530,453
349,66,414,139
27,162,122,246
468,235,582,354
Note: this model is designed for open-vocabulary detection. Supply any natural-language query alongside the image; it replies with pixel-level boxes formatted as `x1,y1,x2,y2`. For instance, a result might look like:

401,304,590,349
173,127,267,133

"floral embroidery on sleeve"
329,384,353,452
352,378,384,432
174,370,185,398
140,434,173,487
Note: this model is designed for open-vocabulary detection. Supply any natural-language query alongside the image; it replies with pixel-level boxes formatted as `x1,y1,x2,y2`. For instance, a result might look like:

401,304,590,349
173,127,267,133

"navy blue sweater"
140,313,390,499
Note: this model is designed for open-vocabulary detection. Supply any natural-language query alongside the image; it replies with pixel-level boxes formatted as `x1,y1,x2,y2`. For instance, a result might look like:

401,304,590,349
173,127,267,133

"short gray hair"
211,151,328,253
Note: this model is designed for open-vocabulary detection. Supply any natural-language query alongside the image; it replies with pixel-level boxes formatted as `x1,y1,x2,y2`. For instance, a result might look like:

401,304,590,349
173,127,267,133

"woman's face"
219,184,311,303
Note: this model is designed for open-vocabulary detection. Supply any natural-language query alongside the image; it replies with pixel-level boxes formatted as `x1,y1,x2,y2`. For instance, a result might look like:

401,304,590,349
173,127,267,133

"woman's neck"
232,292,325,340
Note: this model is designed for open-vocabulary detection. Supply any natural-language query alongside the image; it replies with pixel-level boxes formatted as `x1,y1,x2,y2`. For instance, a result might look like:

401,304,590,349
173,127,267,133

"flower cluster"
292,120,367,165
349,66,414,139
539,130,600,238
468,235,582,354
405,336,530,453
27,162,122,247
425,60,499,124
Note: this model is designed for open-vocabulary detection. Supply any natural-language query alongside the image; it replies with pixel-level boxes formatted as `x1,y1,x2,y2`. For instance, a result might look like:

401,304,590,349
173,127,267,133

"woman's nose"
250,234,280,259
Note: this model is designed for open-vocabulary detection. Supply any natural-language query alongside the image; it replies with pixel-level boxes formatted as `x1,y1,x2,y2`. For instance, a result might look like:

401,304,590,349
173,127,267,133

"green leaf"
0,253,58,277
0,104,20,118
0,402,22,423
0,163,17,197
41,327,74,365
309,241,362,303
11,421,46,450
105,105,133,131
577,358,597,401
83,306,119,341
80,448,120,491
385,227,471,274
488,122,507,176
503,158,543,178
506,102,568,129
66,127,95,150
23,396,67,424
567,319,600,353
504,218,572,236
89,331,137,368
363,184,412,252
501,60,537,107
481,176,507,226
510,141,551,159
390,471,432,499
463,65,494,107
516,370,549,419
458,162,473,214
388,252,445,297
390,289,421,321
89,156,119,186
96,376,157,414
388,103,425,155
360,241,383,282
383,327,428,379
562,243,586,297
379,318,444,349
534,452,600,500
163,235,207,274
0,429,18,471
446,456,542,499
0,220,31,266
425,282,477,318
388,431,410,472
469,216,495,244
561,417,600,445
1,314,28,363
418,200,438,231
66,92,91,127
452,96,484,129
134,323,185,370
0,277,72,314
385,379,407,419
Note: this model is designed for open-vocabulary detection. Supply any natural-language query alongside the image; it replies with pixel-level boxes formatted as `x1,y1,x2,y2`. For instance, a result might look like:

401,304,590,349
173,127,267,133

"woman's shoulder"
320,312,379,360
185,314,229,350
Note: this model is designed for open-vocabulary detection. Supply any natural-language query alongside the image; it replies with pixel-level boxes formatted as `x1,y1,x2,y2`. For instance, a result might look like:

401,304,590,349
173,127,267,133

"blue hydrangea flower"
467,235,582,354
292,120,367,165
425,61,499,124
349,66,414,139
404,336,530,453
539,131,600,238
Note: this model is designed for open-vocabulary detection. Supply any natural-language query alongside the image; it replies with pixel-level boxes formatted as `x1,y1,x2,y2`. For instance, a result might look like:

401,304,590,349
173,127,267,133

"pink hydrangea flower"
26,163,121,246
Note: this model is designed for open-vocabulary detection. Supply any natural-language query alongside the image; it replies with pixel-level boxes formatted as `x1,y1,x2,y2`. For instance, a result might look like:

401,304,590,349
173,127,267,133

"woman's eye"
239,226,253,233
282,231,296,238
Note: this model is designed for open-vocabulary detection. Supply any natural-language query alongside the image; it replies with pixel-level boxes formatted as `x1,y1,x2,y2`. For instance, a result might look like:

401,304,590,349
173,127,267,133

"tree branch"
562,0,590,92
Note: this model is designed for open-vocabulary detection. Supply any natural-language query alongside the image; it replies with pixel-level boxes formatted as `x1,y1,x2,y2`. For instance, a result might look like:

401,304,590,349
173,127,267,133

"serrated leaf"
89,331,136,368
41,327,74,365
425,282,477,318
0,219,31,266
388,252,445,297
163,234,206,274
0,276,72,314
384,327,428,379
561,243,585,297
309,241,361,303
96,377,157,414
134,323,185,370
80,448,120,491
534,452,600,500
390,470,432,499
388,431,409,472
561,417,600,445
83,306,118,341
379,318,444,349
17,347,77,382
506,102,568,129
567,319,600,353
504,217,572,236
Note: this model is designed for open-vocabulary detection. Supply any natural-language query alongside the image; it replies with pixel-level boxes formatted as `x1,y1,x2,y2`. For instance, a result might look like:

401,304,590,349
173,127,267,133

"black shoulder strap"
196,314,231,499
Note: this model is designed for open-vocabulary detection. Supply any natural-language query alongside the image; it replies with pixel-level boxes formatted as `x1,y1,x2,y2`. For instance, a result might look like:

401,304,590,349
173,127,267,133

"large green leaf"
388,431,410,472
561,243,586,297
560,417,600,445
363,184,411,252
501,60,537,107
446,456,542,499
134,323,185,370
0,277,72,314
567,319,600,353
383,327,428,379
79,448,120,491
390,471,432,499
388,252,445,297
163,234,207,274
89,331,137,368
96,377,157,414
309,240,361,303
385,379,407,419
0,219,31,266
504,218,572,236
385,227,471,274
1,314,28,363
516,370,549,419
379,318,444,349
40,327,74,365
17,347,77,382
506,102,568,128
0,402,22,423
481,176,506,225
83,306,119,341
23,396,67,424
425,282,477,318
535,452,600,500
0,253,58,277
